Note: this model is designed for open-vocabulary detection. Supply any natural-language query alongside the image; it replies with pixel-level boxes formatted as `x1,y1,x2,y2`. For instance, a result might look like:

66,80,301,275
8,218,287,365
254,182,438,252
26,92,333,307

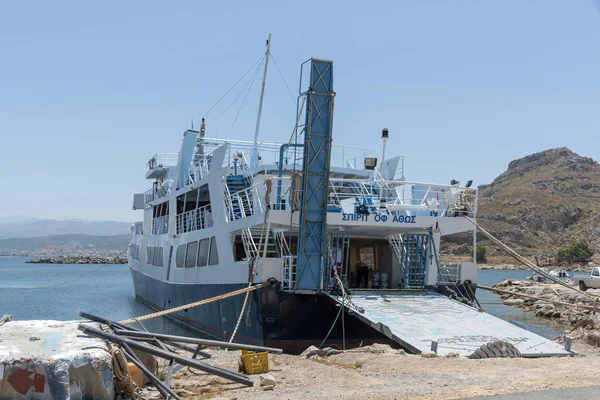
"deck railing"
223,184,264,222
147,153,178,171
151,215,169,235
327,178,477,218
144,180,173,206
176,204,213,234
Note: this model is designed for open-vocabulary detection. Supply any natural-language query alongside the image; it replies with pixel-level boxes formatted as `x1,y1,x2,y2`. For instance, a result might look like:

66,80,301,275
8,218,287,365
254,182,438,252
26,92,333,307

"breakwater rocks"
26,255,127,264
493,279,600,346
479,262,592,272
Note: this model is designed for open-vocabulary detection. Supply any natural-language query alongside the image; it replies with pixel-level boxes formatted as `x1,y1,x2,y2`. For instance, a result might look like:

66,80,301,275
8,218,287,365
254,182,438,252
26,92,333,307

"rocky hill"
476,147,600,257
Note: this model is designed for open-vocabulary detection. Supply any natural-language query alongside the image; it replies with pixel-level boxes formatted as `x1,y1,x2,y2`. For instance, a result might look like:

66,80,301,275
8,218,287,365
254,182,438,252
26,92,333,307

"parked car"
578,267,600,291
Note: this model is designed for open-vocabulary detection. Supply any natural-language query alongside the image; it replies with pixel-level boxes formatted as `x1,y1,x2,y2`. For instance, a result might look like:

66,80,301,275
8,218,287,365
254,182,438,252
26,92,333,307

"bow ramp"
327,291,573,358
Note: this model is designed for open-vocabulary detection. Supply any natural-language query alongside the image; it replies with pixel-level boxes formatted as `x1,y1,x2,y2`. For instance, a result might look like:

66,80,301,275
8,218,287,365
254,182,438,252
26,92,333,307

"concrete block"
0,320,114,400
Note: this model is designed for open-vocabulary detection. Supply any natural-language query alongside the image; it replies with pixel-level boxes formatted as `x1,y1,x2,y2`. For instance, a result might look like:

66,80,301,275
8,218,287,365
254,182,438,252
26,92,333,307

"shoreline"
478,262,592,272
490,279,600,347
25,255,127,264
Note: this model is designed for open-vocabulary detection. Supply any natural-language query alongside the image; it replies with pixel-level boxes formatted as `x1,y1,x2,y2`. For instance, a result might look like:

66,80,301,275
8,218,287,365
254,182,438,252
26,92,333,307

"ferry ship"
128,39,483,353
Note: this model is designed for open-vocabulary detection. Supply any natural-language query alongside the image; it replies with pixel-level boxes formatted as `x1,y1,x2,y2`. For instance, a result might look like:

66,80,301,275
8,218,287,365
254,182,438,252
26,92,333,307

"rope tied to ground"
110,344,145,399
466,217,597,300
476,284,600,312
229,178,274,343
24,264,110,289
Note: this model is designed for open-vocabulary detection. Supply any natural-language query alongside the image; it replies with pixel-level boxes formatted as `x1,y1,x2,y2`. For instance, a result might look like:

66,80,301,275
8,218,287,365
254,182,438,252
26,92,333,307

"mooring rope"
466,217,597,300
109,344,145,399
476,284,600,312
229,179,273,343
120,282,271,325
23,263,110,289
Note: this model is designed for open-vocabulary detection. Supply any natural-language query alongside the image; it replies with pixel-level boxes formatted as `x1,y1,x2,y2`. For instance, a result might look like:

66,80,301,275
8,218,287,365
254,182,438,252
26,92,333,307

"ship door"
326,232,350,286
166,245,174,281
400,234,429,288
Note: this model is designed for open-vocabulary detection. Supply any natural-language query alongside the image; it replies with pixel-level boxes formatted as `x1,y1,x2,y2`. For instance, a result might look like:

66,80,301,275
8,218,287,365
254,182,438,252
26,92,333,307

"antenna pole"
251,33,271,169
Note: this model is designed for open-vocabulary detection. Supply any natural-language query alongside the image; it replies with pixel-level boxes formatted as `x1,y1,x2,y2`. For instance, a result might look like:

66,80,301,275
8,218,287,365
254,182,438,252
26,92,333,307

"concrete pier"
0,320,114,400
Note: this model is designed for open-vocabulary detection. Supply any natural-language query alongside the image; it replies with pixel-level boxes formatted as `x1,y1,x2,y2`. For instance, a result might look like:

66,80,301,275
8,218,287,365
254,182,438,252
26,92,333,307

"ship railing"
438,263,460,284
151,215,169,235
144,180,173,206
132,222,143,235
176,204,213,234
144,187,156,205
282,255,297,290
147,153,178,171
201,137,388,171
223,183,265,222
187,163,210,185
235,176,477,219
327,178,478,218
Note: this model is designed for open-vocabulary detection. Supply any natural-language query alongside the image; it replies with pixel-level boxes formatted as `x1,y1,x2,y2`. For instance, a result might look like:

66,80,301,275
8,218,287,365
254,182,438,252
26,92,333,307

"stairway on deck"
226,175,252,218
326,290,574,358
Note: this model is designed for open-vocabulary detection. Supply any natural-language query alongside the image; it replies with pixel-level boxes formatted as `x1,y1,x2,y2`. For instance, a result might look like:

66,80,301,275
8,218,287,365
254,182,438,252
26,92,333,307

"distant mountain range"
0,234,130,257
0,217,131,239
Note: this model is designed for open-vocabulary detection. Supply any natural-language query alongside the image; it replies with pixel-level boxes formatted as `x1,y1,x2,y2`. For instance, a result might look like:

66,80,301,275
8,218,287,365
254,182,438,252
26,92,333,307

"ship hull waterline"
129,267,401,353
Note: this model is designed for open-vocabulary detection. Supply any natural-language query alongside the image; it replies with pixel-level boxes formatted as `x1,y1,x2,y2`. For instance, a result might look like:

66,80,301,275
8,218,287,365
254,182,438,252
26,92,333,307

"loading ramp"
327,290,574,358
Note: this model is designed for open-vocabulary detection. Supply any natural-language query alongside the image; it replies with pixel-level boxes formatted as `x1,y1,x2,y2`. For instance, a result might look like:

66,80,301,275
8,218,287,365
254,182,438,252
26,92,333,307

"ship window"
209,237,219,265
145,246,164,267
176,245,185,268
186,241,198,268
130,244,140,261
197,239,209,267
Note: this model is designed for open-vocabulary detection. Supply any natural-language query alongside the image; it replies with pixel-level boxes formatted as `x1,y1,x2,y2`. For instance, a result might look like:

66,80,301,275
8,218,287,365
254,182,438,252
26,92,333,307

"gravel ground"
140,341,600,400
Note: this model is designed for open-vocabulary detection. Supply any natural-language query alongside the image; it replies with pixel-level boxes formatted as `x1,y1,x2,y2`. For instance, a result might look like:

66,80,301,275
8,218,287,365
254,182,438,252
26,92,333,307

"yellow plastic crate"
240,350,269,374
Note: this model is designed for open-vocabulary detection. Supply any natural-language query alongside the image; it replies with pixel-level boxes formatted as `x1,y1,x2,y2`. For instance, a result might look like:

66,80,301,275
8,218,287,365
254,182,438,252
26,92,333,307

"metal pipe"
121,344,180,400
80,311,212,358
78,324,254,387
112,329,283,354
119,335,212,359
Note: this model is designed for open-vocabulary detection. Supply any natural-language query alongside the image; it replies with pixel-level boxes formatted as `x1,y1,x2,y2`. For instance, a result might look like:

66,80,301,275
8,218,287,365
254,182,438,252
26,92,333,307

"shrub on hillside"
476,246,487,263
556,242,593,263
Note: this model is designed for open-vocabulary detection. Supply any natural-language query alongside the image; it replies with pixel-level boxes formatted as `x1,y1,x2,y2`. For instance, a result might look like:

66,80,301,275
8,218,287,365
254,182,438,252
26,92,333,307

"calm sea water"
0,257,579,339
0,257,193,335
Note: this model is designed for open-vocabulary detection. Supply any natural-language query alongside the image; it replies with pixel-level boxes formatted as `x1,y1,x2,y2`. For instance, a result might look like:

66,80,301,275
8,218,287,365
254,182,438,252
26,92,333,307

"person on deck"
355,259,370,288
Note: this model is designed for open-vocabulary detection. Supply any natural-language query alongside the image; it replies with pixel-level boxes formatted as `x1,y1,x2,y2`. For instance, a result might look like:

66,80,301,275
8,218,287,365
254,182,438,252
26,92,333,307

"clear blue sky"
1,1,599,222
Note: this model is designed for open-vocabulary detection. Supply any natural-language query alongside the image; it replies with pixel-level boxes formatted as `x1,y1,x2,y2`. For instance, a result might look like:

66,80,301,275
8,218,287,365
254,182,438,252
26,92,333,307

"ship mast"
251,33,272,169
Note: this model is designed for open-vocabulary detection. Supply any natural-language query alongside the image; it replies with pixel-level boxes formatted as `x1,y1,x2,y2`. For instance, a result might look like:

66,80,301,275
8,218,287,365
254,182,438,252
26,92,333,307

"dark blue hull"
130,267,398,353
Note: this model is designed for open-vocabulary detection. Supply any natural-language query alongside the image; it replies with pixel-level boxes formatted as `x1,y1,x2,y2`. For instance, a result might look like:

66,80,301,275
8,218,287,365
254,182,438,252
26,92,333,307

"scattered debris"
78,311,285,399
259,374,276,387
301,345,344,359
